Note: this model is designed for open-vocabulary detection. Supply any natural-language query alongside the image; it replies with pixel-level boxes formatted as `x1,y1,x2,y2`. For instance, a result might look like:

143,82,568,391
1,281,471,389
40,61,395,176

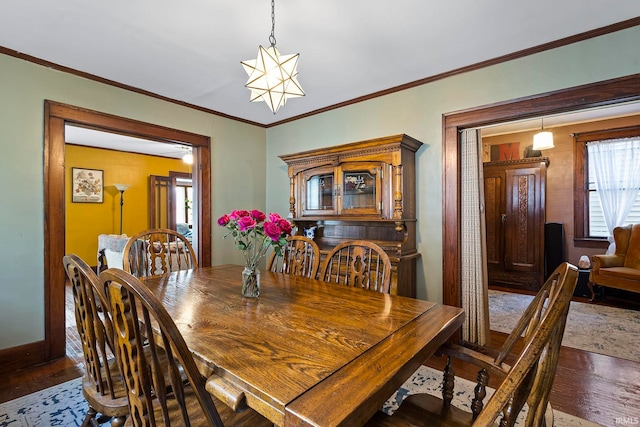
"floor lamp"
113,184,130,235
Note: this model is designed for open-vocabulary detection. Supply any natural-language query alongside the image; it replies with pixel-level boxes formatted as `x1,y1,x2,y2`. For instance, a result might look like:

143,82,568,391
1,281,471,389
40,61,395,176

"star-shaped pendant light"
241,0,304,114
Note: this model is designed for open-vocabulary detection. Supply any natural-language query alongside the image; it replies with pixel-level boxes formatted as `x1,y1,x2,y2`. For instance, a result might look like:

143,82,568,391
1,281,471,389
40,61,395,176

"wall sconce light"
113,184,130,235
533,118,554,150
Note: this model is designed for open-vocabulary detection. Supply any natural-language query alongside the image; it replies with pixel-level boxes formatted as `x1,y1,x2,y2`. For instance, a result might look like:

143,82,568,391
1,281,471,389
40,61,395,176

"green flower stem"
240,227,271,270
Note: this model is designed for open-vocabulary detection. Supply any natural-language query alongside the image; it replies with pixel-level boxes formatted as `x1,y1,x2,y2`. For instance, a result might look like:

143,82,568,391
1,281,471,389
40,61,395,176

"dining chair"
99,267,273,427
122,228,198,278
366,262,579,427
63,254,129,427
319,240,392,293
267,235,321,279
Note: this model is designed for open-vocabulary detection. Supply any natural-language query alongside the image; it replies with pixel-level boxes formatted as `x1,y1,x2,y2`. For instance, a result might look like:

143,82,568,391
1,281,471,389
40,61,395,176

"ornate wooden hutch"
279,134,423,297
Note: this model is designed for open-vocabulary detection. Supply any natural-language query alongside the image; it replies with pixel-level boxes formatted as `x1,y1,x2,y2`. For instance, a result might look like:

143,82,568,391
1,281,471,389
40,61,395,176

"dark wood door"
504,166,544,273
484,167,505,272
150,171,192,230
150,174,171,229
484,158,547,291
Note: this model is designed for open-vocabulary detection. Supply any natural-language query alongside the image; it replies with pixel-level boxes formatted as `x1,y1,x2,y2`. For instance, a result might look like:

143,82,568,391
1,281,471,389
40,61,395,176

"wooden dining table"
141,264,464,427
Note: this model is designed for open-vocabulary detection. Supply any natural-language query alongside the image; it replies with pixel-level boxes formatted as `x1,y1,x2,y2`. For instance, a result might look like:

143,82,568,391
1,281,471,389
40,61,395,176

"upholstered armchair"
589,223,640,299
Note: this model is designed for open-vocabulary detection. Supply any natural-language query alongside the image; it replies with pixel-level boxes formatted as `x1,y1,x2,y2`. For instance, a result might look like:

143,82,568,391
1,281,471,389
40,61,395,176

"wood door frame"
442,73,640,308
44,100,212,360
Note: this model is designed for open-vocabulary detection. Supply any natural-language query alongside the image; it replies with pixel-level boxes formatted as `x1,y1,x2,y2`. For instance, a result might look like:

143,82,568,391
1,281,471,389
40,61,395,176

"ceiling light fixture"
182,148,193,165
241,0,304,114
533,118,554,150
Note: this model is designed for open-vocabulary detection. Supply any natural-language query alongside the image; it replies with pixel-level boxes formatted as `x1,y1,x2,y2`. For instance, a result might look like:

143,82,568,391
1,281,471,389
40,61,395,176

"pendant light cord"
269,0,277,47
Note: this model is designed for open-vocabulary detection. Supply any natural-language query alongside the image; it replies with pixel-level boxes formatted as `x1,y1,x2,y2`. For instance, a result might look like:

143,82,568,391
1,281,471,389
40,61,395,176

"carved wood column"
393,164,404,231
288,172,297,218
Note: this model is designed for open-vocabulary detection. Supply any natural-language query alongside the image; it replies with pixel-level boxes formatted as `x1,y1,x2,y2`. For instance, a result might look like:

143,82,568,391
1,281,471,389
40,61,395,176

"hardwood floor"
0,285,638,427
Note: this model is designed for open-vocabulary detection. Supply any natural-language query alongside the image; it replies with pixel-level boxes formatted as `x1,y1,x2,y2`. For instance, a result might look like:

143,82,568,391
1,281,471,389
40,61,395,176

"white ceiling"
64,125,189,159
481,101,640,137
2,1,640,127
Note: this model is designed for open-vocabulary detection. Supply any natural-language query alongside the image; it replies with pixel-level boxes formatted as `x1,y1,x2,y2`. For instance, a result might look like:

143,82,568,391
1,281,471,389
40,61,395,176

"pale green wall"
1,25,639,351
265,26,640,302
0,54,266,349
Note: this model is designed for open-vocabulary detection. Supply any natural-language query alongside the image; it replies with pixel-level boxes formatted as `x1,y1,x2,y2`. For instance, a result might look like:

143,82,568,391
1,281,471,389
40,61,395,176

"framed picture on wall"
72,167,104,203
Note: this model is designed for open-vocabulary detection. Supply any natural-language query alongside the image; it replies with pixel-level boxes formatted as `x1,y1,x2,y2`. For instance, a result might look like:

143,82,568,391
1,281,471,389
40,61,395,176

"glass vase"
241,266,260,298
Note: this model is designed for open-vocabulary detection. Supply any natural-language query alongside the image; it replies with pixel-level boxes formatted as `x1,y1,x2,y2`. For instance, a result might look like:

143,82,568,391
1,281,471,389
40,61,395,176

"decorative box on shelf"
279,134,422,297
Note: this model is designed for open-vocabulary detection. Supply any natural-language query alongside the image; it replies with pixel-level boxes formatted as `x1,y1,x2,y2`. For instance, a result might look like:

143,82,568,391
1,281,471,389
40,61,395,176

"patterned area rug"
489,289,640,362
0,377,85,426
383,365,600,427
1,367,598,427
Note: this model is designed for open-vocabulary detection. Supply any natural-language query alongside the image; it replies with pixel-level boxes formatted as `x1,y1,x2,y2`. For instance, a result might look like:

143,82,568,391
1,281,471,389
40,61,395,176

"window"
175,177,193,226
574,126,640,245
587,139,640,237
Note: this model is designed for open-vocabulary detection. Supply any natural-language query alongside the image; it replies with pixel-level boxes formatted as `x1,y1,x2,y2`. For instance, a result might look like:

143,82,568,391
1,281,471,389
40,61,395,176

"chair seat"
590,224,640,294
123,386,272,427
81,358,129,419
597,266,640,281
369,392,476,427
368,392,554,427
81,349,188,421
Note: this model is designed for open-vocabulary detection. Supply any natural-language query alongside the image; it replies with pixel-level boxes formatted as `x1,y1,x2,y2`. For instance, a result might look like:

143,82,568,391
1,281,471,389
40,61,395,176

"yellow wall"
65,145,190,266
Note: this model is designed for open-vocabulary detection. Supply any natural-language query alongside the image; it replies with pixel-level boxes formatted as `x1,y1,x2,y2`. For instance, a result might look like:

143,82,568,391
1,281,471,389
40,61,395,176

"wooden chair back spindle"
267,235,321,279
123,228,197,278
99,268,272,427
367,262,578,427
319,240,392,293
62,254,129,426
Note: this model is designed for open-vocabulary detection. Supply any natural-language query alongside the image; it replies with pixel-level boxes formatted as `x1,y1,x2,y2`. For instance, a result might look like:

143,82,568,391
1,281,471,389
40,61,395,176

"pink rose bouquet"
217,209,292,270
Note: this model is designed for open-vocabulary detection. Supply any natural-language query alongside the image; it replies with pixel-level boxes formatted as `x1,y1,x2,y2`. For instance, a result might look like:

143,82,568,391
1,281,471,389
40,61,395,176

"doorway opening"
150,171,193,232
443,73,640,310
44,101,212,363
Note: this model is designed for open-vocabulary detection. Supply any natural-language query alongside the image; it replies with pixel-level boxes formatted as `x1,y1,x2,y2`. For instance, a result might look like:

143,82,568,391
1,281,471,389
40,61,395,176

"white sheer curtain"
588,137,640,251
460,129,489,345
